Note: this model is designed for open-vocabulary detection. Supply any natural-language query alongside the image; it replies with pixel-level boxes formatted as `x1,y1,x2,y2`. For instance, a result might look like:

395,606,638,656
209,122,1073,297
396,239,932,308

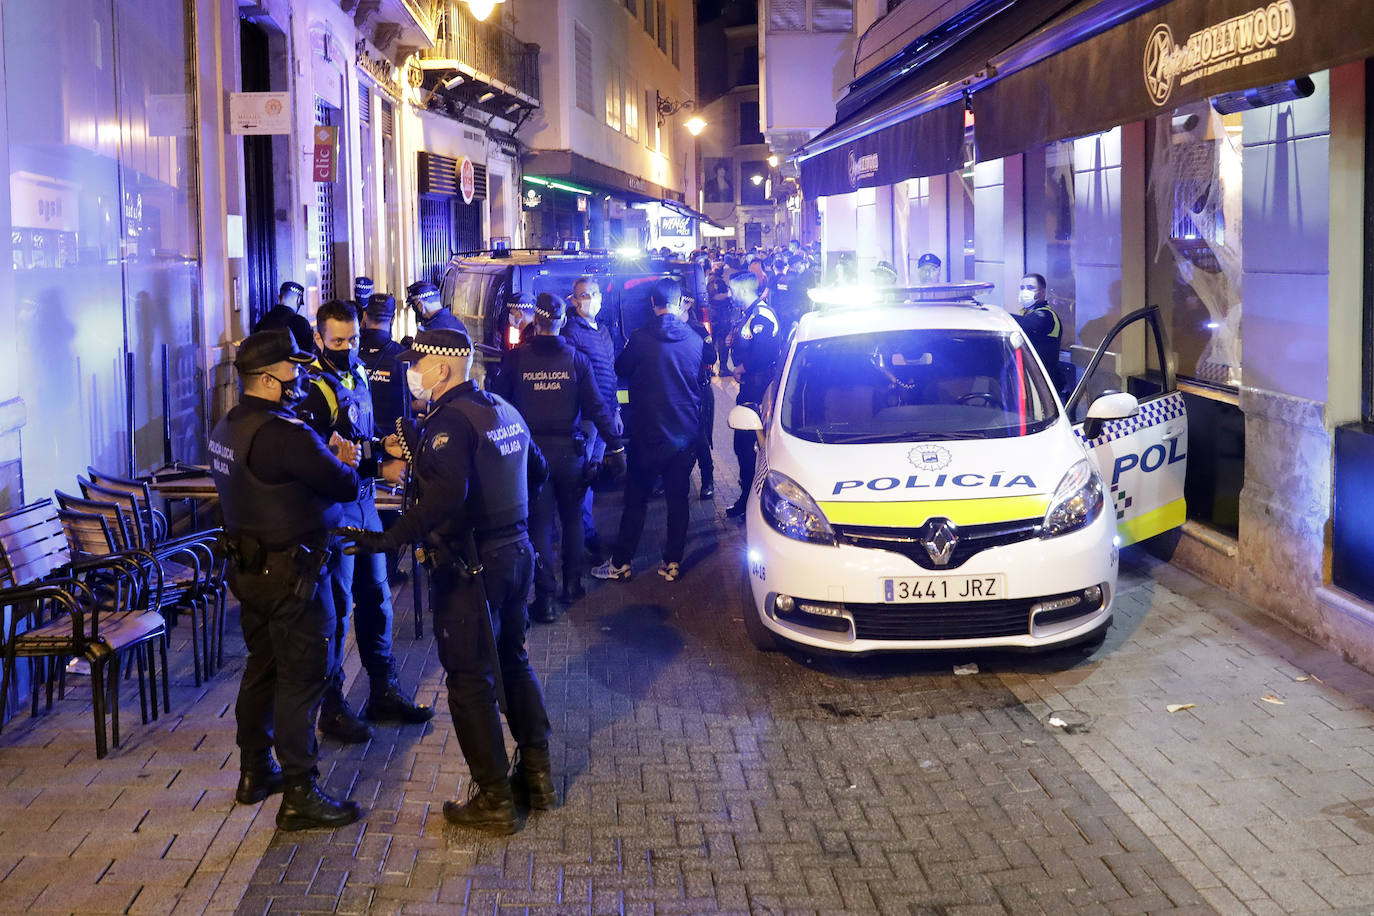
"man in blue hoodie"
591,278,709,583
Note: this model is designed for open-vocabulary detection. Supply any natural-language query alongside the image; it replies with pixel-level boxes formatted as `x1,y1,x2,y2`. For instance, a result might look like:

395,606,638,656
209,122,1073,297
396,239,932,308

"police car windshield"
781,329,1058,443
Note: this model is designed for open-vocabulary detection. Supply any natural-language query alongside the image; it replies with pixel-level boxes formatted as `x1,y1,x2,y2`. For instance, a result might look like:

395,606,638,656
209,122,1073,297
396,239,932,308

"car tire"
740,566,780,652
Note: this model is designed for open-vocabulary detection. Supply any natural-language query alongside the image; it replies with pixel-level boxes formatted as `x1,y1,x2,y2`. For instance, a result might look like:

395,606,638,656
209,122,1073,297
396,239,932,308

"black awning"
973,0,1374,162
661,199,724,229
799,101,966,197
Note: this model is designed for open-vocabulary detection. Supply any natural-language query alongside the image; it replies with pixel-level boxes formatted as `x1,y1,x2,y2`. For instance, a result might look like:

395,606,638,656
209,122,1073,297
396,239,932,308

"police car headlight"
760,471,836,545
1041,460,1104,539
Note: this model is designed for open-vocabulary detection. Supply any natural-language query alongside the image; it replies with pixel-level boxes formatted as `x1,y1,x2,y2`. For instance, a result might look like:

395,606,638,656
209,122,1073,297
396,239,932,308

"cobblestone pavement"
0,379,1371,914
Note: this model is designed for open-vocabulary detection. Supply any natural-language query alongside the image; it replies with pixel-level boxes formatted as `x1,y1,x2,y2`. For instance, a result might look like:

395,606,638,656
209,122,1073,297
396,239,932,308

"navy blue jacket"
561,313,618,409
615,314,706,460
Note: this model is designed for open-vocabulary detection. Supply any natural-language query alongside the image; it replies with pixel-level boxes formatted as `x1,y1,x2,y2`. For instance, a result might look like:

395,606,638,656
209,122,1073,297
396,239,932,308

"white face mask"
1018,288,1038,307
406,364,440,401
576,291,602,321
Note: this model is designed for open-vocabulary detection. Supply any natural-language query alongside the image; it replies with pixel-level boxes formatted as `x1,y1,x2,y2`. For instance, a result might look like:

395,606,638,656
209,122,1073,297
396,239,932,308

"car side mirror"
727,404,764,432
1082,391,1140,439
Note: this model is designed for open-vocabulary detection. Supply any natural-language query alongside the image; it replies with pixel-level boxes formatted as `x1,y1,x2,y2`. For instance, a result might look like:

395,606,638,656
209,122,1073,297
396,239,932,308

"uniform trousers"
430,537,551,789
530,437,587,598
329,492,396,689
231,554,334,778
694,386,715,488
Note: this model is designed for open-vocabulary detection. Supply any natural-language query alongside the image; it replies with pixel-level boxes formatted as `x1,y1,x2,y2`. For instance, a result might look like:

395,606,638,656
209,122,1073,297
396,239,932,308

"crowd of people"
211,235,1063,838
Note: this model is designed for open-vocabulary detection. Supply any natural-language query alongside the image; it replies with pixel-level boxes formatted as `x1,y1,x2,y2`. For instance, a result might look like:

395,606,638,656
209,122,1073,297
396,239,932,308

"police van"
728,282,1188,653
438,246,688,361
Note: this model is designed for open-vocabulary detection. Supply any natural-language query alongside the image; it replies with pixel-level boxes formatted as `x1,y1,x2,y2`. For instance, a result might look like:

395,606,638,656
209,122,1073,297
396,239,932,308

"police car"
728,282,1188,653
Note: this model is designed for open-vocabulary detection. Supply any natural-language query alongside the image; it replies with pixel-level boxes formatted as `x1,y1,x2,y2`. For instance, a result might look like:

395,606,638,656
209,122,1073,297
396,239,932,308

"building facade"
0,0,541,512
778,0,1374,669
520,0,698,254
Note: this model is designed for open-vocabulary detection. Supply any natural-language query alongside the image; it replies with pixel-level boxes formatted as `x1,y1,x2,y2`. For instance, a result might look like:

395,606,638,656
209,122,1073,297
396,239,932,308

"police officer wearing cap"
254,281,314,354
298,301,434,744
209,329,363,831
725,271,780,519
406,281,462,332
338,326,555,836
489,293,625,621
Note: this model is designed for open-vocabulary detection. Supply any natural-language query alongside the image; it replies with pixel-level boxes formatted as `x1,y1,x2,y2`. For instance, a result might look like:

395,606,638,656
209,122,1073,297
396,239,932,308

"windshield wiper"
824,431,992,444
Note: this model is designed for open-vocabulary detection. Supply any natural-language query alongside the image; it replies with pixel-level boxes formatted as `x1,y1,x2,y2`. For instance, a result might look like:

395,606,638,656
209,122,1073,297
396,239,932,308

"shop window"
1023,139,1077,353
1145,105,1245,536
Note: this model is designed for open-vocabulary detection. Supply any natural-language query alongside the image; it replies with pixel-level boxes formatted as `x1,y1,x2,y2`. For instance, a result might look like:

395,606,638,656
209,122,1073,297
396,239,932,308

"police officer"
725,272,780,519
351,276,375,320
298,301,433,743
360,293,405,434
406,281,462,332
686,298,718,501
339,327,554,835
489,294,625,621
1014,273,1065,391
209,329,362,830
253,281,314,354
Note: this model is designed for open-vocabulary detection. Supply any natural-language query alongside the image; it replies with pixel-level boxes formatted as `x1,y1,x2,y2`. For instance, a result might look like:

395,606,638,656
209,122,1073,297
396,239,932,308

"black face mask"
322,346,359,373
266,369,306,404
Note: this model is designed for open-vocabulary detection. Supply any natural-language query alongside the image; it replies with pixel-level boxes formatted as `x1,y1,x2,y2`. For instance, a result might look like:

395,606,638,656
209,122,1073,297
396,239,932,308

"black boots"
558,580,586,605
442,781,524,835
276,775,361,831
529,594,559,624
319,679,374,744
235,751,284,805
512,746,558,810
365,680,435,724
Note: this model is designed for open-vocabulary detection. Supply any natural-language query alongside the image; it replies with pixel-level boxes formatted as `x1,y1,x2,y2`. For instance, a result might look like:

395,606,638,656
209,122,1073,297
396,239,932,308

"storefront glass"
3,0,205,506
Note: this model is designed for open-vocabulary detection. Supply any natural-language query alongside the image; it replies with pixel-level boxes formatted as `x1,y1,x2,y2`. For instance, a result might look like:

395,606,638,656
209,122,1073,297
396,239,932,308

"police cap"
533,293,566,321
366,293,396,322
279,280,304,298
405,281,440,304
396,327,472,363
236,328,312,373
916,252,942,269
353,276,375,298
506,291,535,311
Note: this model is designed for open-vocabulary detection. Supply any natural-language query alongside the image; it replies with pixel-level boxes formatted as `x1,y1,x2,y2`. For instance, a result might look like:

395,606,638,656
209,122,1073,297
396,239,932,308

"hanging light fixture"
685,116,707,136
464,0,506,22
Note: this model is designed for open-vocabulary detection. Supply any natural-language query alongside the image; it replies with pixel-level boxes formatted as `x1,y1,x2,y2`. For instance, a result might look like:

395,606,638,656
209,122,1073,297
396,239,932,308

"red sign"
459,157,476,204
312,125,339,183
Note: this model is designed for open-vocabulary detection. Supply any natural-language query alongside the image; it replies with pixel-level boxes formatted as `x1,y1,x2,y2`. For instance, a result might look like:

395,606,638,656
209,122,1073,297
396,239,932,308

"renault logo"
922,518,959,566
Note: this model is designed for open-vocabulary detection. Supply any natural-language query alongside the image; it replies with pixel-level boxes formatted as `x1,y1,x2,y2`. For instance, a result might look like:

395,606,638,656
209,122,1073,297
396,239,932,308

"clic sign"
313,126,339,183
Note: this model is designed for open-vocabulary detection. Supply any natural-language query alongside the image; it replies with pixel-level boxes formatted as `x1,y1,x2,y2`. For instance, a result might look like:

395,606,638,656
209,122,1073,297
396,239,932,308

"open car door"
1066,306,1188,546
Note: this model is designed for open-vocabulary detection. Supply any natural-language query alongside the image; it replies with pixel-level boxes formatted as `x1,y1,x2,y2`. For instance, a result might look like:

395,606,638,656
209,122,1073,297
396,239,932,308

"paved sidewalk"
0,379,1369,914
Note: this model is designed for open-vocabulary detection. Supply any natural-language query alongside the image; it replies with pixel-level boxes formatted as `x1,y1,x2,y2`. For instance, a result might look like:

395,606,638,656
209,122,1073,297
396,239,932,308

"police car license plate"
882,575,1004,602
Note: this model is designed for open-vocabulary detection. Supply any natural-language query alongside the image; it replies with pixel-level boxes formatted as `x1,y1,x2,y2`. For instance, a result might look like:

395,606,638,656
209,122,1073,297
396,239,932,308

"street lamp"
656,90,704,131
767,154,779,167
463,0,506,22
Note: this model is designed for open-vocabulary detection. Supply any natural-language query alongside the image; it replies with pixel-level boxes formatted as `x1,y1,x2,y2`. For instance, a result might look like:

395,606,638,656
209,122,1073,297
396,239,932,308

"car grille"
833,518,1041,570
847,598,1033,641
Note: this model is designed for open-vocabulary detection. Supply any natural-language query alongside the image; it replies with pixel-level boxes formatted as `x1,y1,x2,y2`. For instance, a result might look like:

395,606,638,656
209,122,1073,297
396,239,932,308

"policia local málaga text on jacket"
208,329,363,831
488,293,625,622
338,327,555,836
297,301,433,744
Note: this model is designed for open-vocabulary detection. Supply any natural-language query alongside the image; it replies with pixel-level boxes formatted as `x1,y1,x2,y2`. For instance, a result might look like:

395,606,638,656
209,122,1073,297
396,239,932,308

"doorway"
240,19,276,324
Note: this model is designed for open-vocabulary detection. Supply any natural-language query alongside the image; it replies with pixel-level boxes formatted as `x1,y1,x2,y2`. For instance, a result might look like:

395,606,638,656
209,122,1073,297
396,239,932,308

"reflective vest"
309,362,375,442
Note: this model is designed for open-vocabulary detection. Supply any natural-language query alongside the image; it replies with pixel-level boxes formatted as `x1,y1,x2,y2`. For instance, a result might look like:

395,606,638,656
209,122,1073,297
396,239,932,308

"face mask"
267,369,306,404
1018,289,1037,307
322,346,358,373
577,293,602,320
406,364,440,401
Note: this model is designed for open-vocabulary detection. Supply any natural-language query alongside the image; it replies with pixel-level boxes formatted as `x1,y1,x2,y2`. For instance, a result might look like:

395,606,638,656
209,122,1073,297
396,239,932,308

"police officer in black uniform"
298,301,433,744
406,281,462,332
209,329,362,830
253,281,314,354
725,272,781,518
488,294,625,621
686,299,718,500
339,327,554,836
360,293,405,434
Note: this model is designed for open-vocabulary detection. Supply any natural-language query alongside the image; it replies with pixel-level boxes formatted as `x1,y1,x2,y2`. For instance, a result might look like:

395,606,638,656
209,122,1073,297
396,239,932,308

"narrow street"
0,382,1370,915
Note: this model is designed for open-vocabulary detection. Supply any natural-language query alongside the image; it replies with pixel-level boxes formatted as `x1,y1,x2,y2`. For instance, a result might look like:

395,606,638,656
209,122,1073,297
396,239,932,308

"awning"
524,150,684,204
661,198,725,229
795,0,1086,197
973,0,1374,162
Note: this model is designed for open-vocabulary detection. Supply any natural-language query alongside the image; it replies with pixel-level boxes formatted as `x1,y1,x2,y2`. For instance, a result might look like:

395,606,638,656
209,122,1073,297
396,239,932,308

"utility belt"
219,531,334,601
416,524,525,576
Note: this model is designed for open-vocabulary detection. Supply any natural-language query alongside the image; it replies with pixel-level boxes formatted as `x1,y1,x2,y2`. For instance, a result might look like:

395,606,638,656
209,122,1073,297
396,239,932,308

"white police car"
728,282,1188,653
